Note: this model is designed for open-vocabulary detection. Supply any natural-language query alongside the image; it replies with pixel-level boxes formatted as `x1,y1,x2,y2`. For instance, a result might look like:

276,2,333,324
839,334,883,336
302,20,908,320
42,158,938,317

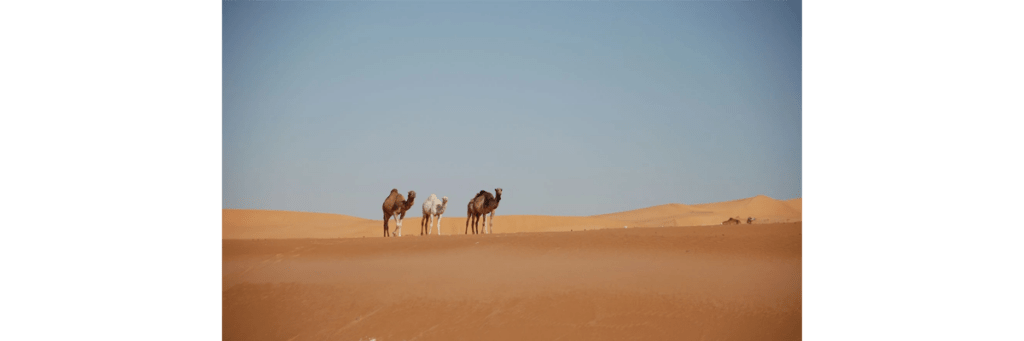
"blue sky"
223,1,802,219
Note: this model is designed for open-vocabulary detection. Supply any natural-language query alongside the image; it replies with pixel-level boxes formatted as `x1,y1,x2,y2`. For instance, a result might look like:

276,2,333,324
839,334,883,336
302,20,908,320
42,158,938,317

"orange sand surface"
223,195,801,239
223,196,801,340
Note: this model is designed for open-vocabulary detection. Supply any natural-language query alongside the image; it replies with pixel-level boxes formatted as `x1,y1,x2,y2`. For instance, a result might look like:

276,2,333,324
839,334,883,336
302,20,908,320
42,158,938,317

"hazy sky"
223,1,802,219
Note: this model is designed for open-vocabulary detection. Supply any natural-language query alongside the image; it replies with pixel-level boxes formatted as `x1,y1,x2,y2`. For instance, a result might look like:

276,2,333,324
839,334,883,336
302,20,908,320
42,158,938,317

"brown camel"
747,217,755,224
382,189,416,237
722,217,741,225
465,188,502,234
465,190,487,235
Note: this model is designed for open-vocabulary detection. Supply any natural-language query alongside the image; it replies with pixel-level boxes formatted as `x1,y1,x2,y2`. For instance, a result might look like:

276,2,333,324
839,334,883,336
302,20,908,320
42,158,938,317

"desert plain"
224,195,802,340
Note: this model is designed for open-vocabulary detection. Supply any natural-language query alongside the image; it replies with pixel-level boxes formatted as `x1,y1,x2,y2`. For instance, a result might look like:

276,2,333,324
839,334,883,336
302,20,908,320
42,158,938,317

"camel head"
442,196,448,206
494,188,503,201
400,190,417,212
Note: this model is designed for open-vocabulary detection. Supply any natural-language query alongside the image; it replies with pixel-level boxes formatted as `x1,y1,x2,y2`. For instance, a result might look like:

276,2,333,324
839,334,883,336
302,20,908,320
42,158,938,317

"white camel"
421,194,448,236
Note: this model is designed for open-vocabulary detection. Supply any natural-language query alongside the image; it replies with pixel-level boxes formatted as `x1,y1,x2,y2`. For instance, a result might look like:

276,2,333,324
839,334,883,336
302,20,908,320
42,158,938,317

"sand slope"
222,210,375,239
785,198,802,214
224,196,801,239
593,195,800,227
224,223,802,341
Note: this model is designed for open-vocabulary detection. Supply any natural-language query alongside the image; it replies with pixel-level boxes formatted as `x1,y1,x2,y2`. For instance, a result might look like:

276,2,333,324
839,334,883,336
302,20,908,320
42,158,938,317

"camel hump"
390,188,399,193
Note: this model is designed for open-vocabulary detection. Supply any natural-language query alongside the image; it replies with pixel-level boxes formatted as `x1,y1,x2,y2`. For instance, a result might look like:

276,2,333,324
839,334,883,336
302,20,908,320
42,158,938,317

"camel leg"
392,214,400,237
436,214,443,236
481,214,487,235
396,216,402,237
427,214,433,235
488,211,495,234
383,213,390,237
421,214,427,235
473,214,480,234
428,214,434,235
391,214,398,237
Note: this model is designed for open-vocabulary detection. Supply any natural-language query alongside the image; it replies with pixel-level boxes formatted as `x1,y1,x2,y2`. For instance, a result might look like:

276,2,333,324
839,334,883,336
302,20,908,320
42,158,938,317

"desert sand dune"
593,195,801,227
224,196,801,239
785,197,803,214
223,223,802,341
693,195,801,224
224,197,802,339
223,212,629,239
593,203,719,227
222,209,375,239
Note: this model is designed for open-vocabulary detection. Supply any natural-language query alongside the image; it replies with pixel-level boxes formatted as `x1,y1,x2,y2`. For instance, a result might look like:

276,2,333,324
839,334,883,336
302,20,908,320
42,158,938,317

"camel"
420,194,448,236
722,217,741,225
747,217,756,224
465,191,486,234
465,188,502,234
382,189,416,237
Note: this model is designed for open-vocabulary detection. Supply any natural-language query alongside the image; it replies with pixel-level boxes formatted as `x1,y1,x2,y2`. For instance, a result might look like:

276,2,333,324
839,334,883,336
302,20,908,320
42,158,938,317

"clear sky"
223,1,802,220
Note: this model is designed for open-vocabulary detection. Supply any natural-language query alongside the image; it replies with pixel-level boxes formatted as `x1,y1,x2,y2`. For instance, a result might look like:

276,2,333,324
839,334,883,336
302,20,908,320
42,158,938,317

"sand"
223,196,801,340
223,195,802,239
